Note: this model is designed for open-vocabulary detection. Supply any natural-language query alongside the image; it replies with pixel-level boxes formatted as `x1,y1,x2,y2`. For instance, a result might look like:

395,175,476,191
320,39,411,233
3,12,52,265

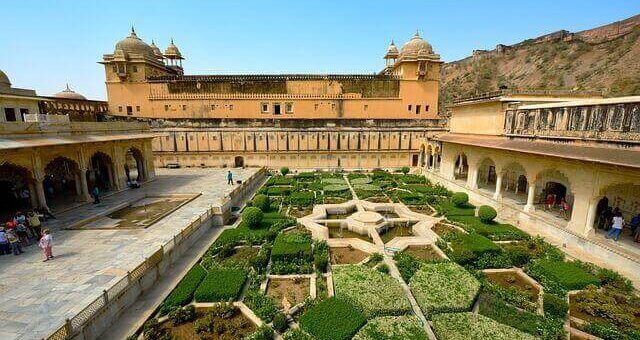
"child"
6,228,23,255
39,229,53,262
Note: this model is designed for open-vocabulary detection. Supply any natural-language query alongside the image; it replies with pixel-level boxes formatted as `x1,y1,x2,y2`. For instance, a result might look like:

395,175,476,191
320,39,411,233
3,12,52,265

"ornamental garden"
137,168,640,340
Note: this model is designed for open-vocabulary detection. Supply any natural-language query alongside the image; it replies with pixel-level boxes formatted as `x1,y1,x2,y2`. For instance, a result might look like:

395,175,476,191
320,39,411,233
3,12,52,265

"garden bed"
352,315,427,340
402,245,444,261
266,277,311,309
484,270,539,303
299,297,366,340
432,312,537,340
432,223,462,239
332,265,411,317
407,205,434,215
158,306,256,339
330,246,370,264
327,225,372,242
379,223,414,243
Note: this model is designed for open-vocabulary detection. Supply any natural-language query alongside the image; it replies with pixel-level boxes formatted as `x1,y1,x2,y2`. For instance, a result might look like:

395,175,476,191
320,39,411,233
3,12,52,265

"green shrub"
273,312,288,333
300,297,366,340
409,262,480,316
280,167,290,176
323,184,349,192
448,215,529,241
271,231,312,261
447,233,501,266
400,167,410,174
242,207,264,229
392,191,427,205
194,269,247,302
437,200,476,217
393,251,422,282
527,260,600,293
376,263,390,274
432,312,537,340
353,315,427,340
159,264,206,314
332,265,410,318
396,174,426,184
478,205,497,222
252,194,271,212
451,192,469,207
244,290,279,322
543,293,568,319
321,178,346,185
313,240,329,272
478,295,565,340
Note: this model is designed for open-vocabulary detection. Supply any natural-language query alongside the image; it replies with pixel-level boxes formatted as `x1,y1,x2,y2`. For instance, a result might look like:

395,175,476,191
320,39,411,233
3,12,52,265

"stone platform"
0,167,258,340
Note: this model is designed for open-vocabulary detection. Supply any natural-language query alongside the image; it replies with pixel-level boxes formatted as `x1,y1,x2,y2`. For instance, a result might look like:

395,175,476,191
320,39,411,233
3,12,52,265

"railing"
0,121,150,137
45,168,267,340
452,88,603,105
148,91,370,100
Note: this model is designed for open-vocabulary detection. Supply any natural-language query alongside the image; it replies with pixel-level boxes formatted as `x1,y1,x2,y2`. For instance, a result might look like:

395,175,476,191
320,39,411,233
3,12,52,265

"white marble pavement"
0,167,257,340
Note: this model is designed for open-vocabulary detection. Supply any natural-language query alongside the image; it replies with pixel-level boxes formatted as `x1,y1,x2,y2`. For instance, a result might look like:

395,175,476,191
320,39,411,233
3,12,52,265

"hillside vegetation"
442,15,640,109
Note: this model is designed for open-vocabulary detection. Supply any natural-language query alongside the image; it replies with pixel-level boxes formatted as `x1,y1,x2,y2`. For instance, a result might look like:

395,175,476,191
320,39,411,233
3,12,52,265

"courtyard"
0,167,257,340
130,169,640,340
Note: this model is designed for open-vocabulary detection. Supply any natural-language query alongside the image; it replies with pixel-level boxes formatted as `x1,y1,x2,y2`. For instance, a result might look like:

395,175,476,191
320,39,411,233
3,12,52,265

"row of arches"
0,147,147,219
419,144,441,170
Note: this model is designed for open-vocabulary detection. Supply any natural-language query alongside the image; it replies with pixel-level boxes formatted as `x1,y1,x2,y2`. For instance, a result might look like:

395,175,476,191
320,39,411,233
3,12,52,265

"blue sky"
1,1,639,100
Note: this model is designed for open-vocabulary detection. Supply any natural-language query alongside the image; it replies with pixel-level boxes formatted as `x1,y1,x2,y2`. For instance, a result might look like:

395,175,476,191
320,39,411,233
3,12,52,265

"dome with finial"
400,30,434,58
0,69,11,88
54,84,87,100
164,39,183,59
114,27,157,59
385,40,399,59
150,40,164,59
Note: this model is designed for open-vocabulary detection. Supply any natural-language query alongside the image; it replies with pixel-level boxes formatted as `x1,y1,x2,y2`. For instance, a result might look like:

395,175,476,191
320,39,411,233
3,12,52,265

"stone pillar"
74,172,83,196
468,166,479,190
493,174,503,200
567,191,591,235
78,169,92,202
584,198,599,237
28,182,39,208
35,180,49,210
524,182,536,212
106,165,114,190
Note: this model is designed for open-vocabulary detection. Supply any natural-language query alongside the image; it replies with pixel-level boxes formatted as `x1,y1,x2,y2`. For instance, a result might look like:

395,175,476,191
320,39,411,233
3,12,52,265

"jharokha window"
285,102,293,114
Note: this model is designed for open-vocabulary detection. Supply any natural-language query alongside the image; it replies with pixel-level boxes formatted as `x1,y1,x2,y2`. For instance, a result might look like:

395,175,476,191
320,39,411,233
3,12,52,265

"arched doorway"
125,147,145,182
536,169,573,221
501,162,528,202
595,183,640,240
454,153,468,180
0,163,36,220
477,158,497,191
44,156,83,209
87,152,114,192
234,156,244,168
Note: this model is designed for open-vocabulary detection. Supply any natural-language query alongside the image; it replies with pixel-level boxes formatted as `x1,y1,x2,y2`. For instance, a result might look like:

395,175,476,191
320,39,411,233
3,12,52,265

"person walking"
28,211,42,241
545,193,555,211
39,229,53,261
92,186,100,204
6,228,23,255
559,198,570,219
606,212,624,242
227,170,233,185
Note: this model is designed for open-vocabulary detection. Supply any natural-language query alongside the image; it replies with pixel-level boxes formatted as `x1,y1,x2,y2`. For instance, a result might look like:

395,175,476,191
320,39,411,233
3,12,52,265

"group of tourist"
543,193,571,219
0,210,54,261
599,206,640,243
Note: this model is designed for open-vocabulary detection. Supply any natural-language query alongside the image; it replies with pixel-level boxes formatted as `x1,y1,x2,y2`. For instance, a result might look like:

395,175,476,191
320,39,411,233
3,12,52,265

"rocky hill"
441,14,640,109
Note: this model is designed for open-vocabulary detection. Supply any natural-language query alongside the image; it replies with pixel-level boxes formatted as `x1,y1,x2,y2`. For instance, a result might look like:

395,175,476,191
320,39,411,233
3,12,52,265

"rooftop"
450,89,604,106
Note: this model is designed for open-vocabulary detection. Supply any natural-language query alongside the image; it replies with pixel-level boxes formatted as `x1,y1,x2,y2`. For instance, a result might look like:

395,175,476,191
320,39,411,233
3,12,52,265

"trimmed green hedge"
266,176,293,186
437,201,476,217
288,191,315,207
447,215,529,241
451,192,469,207
447,233,501,265
194,268,247,302
323,184,350,192
271,231,312,261
478,205,497,222
266,186,292,196
159,264,206,314
300,297,366,340
527,260,600,294
321,178,346,185
395,174,426,184
350,177,372,185
244,289,279,323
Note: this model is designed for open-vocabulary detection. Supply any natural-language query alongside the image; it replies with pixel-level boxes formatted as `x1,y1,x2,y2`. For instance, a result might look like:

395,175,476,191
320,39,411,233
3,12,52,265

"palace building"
420,91,640,278
102,29,446,168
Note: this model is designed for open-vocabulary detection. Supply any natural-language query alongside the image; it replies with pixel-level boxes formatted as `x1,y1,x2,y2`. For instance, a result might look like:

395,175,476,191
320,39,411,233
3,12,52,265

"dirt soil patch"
289,207,313,218
485,271,539,303
365,196,391,203
218,246,259,267
330,247,370,264
267,277,310,308
160,307,255,339
403,245,443,261
432,223,460,238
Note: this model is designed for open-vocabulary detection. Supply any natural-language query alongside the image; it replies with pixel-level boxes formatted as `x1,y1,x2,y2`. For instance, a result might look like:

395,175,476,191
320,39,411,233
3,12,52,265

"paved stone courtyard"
0,167,257,340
